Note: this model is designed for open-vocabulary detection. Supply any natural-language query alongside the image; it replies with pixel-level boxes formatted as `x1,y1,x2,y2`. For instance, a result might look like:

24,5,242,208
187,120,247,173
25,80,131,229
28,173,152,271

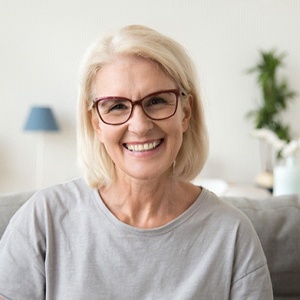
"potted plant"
247,49,296,142
246,49,296,189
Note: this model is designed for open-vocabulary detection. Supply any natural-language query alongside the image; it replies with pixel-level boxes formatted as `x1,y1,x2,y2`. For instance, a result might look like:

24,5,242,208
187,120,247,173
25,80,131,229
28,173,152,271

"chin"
126,166,173,182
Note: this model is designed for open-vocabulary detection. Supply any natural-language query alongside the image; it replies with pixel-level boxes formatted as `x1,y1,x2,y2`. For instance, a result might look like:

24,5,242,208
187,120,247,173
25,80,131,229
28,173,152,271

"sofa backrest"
223,194,300,300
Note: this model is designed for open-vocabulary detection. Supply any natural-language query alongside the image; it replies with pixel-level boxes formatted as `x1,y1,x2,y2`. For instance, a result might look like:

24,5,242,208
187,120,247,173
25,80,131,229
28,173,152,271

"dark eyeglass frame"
92,89,182,125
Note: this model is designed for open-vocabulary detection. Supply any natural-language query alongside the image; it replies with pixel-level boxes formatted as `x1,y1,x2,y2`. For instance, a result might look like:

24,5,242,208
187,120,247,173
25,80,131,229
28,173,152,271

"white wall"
1,0,300,192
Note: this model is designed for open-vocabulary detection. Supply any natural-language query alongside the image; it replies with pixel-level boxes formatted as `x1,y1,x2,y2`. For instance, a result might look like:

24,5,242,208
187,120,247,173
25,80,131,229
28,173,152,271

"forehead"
93,55,176,97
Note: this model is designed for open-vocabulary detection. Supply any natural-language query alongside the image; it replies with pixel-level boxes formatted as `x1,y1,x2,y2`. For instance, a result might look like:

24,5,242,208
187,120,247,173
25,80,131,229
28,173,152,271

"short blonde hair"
77,25,209,188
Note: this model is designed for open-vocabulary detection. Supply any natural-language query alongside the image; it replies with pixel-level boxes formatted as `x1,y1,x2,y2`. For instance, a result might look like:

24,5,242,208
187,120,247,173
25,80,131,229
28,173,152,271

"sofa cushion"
222,194,300,299
0,190,35,239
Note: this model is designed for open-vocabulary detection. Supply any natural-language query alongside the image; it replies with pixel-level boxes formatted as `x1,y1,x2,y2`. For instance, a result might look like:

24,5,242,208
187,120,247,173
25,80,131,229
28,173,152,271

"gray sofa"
0,190,299,299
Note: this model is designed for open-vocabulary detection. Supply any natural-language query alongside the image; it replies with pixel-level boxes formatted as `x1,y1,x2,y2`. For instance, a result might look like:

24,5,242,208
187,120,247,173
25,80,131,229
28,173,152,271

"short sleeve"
230,264,273,299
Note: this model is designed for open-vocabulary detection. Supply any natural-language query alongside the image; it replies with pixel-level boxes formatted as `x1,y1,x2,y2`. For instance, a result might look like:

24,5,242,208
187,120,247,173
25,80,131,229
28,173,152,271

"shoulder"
33,177,92,201
199,188,255,228
27,177,95,209
200,189,270,284
197,188,265,257
8,178,97,230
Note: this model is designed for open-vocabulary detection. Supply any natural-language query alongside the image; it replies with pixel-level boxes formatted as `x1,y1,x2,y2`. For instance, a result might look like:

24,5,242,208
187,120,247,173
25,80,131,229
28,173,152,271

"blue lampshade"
24,106,59,131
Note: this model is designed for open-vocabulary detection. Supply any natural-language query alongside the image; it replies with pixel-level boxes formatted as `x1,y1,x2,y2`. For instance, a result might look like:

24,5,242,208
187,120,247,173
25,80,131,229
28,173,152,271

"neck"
99,176,200,228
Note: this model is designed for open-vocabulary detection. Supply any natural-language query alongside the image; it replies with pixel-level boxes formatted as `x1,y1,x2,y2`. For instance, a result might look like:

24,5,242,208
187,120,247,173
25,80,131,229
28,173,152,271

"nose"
127,104,153,134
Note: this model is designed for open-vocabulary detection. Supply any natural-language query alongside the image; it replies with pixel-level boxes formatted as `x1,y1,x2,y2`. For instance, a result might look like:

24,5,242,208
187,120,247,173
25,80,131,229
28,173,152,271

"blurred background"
1,0,300,192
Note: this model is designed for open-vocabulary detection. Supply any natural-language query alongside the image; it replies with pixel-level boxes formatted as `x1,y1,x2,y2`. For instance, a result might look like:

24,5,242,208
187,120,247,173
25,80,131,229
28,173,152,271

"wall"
0,0,300,192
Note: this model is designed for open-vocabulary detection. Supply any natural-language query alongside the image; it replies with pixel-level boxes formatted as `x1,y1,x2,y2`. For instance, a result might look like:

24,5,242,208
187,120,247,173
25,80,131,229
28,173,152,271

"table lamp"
23,106,60,188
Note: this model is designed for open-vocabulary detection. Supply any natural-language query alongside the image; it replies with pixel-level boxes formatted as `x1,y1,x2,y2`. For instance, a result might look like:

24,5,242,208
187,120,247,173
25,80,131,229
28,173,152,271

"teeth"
127,141,160,152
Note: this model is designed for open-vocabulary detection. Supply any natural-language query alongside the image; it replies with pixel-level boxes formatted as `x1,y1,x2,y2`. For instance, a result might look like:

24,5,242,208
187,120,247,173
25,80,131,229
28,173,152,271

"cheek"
91,113,120,146
166,117,184,148
97,128,111,146
97,125,124,152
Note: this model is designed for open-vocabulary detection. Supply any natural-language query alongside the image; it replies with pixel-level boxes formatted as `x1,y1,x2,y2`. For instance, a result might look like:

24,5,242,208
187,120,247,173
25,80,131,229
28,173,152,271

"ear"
90,110,104,142
181,95,193,133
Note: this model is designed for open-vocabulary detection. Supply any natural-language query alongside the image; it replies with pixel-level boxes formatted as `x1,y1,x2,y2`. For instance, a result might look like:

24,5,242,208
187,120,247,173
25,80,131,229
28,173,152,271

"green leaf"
245,48,297,147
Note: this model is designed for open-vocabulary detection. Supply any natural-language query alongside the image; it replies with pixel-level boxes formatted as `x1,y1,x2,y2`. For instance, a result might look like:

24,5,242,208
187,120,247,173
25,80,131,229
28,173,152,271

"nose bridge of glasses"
130,98,149,116
131,98,144,108
129,98,149,120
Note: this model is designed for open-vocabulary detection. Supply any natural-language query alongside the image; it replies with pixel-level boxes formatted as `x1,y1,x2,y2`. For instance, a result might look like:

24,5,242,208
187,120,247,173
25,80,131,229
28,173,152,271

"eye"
146,96,167,107
109,103,128,112
100,99,131,114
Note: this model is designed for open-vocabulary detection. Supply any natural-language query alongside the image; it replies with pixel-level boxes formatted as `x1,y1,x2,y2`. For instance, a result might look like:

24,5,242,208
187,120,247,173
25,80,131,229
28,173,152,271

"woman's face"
91,55,191,182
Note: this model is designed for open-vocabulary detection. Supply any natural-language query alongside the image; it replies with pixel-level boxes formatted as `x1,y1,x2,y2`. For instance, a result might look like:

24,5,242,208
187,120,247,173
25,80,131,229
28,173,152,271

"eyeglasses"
92,89,181,125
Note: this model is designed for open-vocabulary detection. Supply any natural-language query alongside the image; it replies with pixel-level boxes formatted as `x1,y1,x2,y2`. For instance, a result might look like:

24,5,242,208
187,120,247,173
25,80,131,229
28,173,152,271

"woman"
0,25,273,299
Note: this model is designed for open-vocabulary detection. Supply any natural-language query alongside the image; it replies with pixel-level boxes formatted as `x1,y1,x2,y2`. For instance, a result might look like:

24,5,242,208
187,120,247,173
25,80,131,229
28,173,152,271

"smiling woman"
89,54,191,186
0,25,273,299
78,25,208,189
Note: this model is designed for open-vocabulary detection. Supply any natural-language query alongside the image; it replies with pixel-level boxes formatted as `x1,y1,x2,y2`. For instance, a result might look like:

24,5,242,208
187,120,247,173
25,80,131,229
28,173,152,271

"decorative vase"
273,156,300,195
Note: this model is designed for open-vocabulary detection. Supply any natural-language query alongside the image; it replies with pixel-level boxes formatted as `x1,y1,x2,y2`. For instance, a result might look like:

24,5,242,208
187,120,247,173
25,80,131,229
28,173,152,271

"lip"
123,139,163,152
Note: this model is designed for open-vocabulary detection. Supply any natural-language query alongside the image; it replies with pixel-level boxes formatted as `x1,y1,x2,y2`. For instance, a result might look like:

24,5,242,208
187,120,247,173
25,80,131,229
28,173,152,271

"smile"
125,140,162,152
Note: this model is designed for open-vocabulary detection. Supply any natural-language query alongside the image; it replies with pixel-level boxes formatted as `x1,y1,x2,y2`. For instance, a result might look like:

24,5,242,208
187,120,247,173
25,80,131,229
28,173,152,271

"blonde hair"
77,25,209,188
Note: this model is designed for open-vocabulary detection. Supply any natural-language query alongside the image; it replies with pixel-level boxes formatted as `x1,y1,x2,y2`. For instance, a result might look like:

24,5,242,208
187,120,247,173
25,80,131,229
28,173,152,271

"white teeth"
127,141,161,152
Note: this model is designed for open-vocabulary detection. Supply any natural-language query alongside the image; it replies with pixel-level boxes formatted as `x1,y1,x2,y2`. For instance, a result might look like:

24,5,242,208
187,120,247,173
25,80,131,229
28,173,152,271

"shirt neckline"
90,186,209,236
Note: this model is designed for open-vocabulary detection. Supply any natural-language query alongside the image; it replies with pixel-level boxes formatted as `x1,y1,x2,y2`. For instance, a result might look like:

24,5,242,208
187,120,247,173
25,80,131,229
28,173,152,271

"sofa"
0,190,299,299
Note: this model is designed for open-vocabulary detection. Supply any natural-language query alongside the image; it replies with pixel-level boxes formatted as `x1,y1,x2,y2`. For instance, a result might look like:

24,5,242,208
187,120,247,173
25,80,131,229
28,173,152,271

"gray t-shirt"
0,178,273,299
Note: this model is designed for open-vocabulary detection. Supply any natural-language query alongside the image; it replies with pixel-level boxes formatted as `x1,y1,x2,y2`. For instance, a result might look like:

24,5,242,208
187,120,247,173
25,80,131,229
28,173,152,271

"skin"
91,55,201,228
